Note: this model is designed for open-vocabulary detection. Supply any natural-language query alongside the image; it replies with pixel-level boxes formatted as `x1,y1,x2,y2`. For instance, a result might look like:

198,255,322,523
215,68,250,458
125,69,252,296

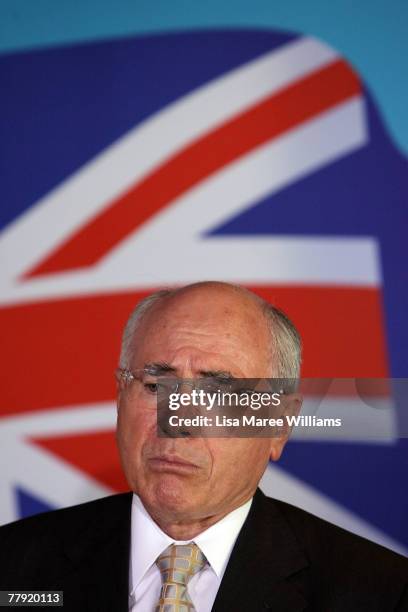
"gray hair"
261,302,302,381
119,285,302,383
119,290,173,369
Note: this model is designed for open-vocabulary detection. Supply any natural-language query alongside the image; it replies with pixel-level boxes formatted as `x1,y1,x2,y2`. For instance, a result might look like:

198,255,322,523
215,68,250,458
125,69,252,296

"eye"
238,388,255,396
144,382,159,394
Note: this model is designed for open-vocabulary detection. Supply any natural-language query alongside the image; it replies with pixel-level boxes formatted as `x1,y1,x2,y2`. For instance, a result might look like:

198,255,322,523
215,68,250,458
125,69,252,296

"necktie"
155,542,207,611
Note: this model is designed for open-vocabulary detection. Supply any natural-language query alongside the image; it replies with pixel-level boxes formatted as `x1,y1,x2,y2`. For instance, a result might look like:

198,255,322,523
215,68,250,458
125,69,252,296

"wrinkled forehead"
141,286,268,337
130,288,273,374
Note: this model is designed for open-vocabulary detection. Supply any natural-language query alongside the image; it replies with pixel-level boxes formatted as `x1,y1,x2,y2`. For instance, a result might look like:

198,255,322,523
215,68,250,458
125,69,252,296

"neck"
141,496,252,541
154,512,228,540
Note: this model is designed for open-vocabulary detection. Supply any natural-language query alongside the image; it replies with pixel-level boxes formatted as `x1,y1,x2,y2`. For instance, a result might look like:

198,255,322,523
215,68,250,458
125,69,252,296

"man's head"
116,281,301,533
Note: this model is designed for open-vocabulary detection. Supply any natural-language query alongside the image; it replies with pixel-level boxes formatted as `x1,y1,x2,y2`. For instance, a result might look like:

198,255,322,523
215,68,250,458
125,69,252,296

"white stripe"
292,397,397,442
0,404,116,524
0,237,381,305
0,403,116,437
0,440,112,524
0,480,17,525
127,237,379,287
260,464,408,556
0,36,340,283
0,97,374,305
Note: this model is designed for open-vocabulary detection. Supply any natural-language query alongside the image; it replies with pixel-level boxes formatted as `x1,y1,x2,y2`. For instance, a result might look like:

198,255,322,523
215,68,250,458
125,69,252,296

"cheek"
209,440,270,485
117,402,156,462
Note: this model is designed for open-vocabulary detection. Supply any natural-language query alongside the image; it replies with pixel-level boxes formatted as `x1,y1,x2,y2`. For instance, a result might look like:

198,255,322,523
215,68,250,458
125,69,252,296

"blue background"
1,0,407,550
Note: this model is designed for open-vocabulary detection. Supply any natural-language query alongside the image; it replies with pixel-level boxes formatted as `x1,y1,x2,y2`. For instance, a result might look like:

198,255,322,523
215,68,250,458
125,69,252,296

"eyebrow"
143,362,176,375
143,363,235,380
199,370,235,380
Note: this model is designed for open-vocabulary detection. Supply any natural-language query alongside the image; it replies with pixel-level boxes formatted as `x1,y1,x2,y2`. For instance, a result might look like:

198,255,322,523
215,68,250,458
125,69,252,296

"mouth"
148,454,200,474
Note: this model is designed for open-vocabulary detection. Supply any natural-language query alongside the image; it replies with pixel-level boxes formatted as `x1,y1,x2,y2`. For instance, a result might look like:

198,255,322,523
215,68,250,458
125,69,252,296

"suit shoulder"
0,492,132,547
0,492,133,588
268,495,408,576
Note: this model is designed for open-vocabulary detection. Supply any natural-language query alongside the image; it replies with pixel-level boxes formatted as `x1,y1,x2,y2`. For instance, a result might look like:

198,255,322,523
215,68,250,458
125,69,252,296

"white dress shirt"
129,494,252,612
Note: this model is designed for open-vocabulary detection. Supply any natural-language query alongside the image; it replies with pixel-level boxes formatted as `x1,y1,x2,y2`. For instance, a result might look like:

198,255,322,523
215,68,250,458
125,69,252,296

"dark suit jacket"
0,489,407,611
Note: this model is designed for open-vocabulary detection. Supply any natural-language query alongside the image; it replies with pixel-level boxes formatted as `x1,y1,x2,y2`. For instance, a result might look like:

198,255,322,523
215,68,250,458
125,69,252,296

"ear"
116,383,122,413
115,369,122,413
115,368,128,413
269,393,303,462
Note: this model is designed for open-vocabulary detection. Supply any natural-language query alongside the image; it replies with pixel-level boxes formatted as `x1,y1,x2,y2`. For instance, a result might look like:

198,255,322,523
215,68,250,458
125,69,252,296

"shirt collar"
130,493,252,590
192,499,252,577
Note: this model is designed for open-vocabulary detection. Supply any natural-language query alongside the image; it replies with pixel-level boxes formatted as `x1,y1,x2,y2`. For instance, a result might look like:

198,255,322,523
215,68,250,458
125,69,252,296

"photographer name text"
167,414,342,428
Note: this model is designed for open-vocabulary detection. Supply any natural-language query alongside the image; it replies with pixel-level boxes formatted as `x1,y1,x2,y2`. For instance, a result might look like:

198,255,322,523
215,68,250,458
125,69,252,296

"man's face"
116,286,288,524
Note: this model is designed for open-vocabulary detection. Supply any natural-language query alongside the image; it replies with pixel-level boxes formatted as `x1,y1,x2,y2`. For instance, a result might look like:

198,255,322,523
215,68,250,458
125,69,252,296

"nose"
157,404,195,438
175,380,196,394
157,382,201,438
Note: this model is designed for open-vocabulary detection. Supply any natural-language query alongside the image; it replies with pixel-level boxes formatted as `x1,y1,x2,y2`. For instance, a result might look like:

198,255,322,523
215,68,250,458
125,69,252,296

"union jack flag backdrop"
1,30,407,554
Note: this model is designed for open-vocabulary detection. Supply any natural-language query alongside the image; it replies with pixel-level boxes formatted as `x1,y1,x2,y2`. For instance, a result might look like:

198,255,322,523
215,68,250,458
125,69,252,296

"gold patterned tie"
154,542,207,611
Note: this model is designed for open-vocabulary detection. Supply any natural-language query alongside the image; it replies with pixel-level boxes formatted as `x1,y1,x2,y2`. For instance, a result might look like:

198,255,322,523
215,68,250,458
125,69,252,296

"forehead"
130,289,272,376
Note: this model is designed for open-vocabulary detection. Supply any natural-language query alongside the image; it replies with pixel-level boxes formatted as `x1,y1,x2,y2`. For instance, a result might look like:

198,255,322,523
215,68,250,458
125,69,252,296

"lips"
148,454,199,473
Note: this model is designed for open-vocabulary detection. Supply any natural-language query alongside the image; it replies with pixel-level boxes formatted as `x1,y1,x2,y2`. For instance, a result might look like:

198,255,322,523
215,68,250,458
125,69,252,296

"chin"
149,476,195,518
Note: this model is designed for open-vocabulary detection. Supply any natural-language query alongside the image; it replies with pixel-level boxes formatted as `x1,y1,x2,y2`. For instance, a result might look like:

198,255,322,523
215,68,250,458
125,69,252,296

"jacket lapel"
57,489,308,611
212,489,309,612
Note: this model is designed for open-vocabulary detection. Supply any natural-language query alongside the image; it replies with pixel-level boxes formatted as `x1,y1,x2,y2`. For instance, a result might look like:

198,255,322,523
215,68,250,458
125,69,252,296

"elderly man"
0,281,407,611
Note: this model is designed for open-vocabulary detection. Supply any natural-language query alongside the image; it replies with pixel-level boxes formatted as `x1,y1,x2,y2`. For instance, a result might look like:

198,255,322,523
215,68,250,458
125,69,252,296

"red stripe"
32,431,129,492
251,285,388,379
0,285,387,416
24,60,361,278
